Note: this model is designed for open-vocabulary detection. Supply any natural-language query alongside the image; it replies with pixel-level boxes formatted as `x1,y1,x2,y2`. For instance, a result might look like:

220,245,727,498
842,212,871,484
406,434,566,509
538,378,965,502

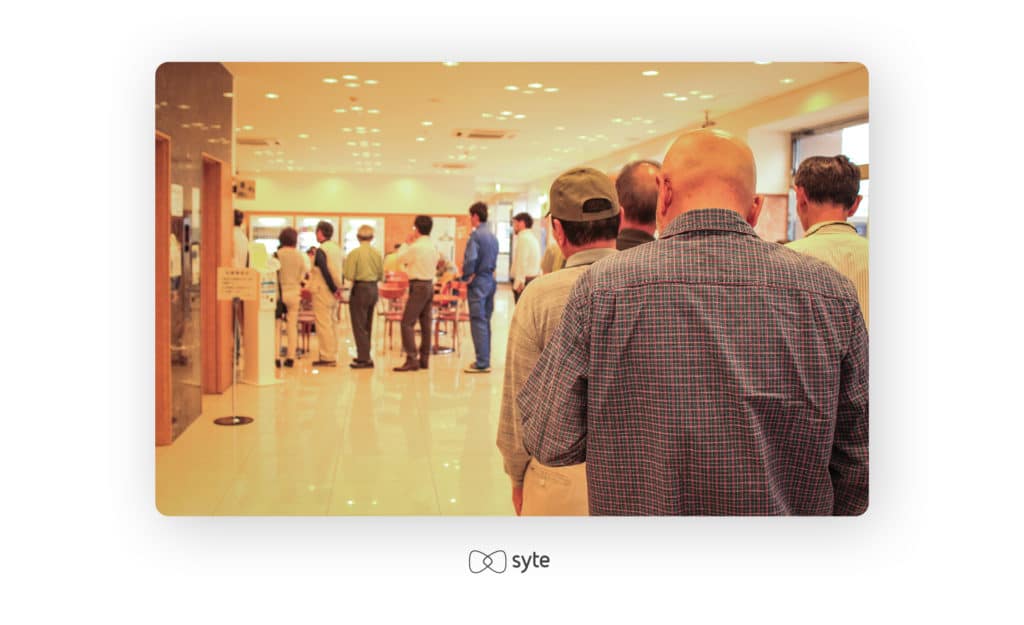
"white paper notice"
191,187,201,223
171,184,184,217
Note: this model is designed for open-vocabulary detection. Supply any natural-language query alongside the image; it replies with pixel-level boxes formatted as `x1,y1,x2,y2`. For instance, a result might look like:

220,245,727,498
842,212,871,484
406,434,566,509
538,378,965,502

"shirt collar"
803,220,858,237
660,208,758,239
565,247,617,268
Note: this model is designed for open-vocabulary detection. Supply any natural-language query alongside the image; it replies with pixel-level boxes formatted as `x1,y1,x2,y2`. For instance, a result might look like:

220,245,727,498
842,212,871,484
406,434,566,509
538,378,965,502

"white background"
3,1,1021,621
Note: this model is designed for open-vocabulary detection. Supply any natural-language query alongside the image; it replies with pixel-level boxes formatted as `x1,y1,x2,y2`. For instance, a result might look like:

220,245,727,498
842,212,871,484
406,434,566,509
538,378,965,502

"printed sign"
217,267,259,301
171,184,184,217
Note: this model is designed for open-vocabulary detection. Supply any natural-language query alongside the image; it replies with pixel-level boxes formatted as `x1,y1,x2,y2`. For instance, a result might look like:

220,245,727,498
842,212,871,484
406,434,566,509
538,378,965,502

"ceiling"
225,62,859,186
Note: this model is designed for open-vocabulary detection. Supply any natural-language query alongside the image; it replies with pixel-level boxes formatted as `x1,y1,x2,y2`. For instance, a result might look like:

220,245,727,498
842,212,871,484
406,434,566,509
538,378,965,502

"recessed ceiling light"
780,78,795,84
442,61,459,67
522,90,535,94
500,111,512,116
351,105,364,111
642,70,659,76
346,82,359,88
663,92,677,98
674,96,688,101
342,127,352,132
347,141,357,146
611,118,623,123
368,109,380,114
700,94,714,100
334,108,346,113
370,128,380,133
364,79,378,85
577,135,587,140
298,133,309,139
342,74,358,80
481,112,493,118
689,90,701,95
416,137,426,142
497,116,508,121
177,104,190,110
422,121,433,126
265,92,279,99
323,77,338,84
513,114,526,119
754,61,773,65
223,92,233,98
504,85,519,91
544,87,559,92
555,126,565,131
371,142,381,147
527,83,543,89
242,125,253,131
643,119,654,124
409,158,417,163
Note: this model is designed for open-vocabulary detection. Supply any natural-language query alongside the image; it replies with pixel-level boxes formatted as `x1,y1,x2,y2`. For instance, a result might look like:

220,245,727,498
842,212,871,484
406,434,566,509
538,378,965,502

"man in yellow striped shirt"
787,155,869,329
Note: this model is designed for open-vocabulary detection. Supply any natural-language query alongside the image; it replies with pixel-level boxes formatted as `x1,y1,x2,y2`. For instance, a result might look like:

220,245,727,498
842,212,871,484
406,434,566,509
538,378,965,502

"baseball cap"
547,167,621,222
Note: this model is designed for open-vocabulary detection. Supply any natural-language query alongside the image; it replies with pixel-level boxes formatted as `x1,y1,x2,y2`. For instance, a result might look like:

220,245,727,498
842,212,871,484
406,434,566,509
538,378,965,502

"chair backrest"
379,283,406,301
385,271,409,282
448,281,469,301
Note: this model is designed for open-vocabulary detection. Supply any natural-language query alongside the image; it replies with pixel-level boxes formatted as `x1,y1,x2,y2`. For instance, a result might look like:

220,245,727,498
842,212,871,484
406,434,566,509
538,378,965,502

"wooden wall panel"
200,156,233,394
155,133,172,446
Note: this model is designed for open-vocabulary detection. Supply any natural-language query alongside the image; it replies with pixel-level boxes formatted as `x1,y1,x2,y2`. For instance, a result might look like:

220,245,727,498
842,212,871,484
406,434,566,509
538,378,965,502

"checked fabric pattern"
518,209,869,516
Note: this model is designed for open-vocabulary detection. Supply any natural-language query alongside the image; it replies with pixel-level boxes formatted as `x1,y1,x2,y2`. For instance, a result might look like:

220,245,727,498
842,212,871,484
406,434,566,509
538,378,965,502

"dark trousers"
512,276,537,304
401,281,433,361
349,282,378,362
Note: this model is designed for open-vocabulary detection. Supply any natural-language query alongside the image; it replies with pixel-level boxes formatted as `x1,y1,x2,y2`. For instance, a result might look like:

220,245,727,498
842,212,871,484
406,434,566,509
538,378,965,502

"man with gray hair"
343,224,384,368
614,159,660,250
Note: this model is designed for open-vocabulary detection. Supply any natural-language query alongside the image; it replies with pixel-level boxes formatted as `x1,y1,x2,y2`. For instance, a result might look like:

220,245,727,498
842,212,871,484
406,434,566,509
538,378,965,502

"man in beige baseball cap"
496,166,620,515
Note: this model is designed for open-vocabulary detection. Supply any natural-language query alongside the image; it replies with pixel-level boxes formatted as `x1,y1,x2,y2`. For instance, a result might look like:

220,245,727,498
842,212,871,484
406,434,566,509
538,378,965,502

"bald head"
658,129,762,228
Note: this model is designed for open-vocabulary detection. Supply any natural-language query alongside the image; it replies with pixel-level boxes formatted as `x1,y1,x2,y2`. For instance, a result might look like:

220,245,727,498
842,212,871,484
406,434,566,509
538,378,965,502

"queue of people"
502,128,869,516
234,127,869,517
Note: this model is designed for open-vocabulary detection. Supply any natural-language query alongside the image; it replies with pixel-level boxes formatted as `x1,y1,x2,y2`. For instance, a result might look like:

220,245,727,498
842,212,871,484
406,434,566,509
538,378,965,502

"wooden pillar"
155,132,172,446
200,154,234,393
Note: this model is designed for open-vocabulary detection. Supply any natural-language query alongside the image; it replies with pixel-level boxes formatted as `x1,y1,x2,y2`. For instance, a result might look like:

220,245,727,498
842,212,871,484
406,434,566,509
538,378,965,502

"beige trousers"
521,460,588,516
282,292,301,359
312,289,338,361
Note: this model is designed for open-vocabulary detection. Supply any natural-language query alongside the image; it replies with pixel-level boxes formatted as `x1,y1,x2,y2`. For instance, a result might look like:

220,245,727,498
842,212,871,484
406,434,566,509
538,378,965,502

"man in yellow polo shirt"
344,225,384,368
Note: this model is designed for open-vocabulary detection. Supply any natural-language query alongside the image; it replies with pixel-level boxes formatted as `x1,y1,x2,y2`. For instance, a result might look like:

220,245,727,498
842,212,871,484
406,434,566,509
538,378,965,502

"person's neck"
803,204,850,230
619,218,656,235
560,239,616,259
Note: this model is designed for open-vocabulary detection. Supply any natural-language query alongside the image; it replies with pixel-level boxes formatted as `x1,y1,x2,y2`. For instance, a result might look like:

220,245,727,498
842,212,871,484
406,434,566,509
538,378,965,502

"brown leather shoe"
419,357,429,370
393,360,420,372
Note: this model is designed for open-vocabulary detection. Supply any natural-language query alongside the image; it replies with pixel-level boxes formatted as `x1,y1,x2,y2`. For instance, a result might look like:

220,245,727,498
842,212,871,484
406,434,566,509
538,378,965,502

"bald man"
519,129,868,516
614,159,661,250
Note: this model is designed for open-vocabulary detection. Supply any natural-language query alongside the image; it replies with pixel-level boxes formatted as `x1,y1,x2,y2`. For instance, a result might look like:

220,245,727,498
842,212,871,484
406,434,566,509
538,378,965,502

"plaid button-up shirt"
519,209,868,515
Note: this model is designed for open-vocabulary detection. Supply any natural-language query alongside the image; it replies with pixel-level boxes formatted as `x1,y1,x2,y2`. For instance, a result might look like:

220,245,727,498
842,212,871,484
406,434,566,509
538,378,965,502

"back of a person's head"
794,155,861,209
357,224,374,241
316,220,334,240
616,160,661,225
513,212,533,229
414,215,433,235
662,129,757,212
234,209,244,227
469,202,488,223
278,227,298,248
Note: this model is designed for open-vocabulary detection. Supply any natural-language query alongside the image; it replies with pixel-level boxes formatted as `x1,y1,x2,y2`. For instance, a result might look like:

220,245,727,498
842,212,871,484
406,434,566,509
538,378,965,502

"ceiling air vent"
433,162,472,170
237,137,281,147
453,128,517,140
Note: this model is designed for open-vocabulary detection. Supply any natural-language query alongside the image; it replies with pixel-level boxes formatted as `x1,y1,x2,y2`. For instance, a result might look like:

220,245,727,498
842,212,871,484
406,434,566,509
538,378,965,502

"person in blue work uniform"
461,201,500,373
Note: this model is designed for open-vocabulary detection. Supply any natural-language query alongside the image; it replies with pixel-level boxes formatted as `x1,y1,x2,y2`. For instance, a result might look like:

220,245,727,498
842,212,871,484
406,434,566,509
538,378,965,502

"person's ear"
552,219,567,253
656,175,672,230
747,195,764,228
849,195,863,217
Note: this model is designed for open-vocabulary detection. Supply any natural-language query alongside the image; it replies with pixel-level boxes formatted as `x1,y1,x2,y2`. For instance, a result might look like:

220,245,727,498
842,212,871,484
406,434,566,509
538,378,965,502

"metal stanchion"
214,297,254,426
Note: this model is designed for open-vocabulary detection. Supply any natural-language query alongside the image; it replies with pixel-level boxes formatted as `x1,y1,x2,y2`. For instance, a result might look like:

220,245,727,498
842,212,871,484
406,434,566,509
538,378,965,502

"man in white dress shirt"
510,212,541,304
232,209,249,268
393,215,441,371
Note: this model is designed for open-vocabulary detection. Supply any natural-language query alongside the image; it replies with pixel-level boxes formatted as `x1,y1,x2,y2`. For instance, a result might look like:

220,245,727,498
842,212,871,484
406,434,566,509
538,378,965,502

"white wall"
235,171,477,216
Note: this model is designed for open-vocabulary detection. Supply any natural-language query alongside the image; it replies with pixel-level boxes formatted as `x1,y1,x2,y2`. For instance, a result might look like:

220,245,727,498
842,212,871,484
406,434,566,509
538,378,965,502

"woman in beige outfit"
276,227,306,367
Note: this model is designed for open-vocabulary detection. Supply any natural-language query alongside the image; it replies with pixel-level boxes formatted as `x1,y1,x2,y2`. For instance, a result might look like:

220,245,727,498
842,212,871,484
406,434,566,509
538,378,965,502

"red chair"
378,282,407,353
436,280,469,355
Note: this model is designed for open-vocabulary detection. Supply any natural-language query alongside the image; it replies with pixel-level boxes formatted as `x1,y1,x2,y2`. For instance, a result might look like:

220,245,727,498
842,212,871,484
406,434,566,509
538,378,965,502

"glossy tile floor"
157,286,515,515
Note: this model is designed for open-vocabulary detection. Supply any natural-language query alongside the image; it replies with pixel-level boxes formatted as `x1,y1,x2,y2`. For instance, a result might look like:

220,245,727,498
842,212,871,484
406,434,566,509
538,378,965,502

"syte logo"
468,549,551,574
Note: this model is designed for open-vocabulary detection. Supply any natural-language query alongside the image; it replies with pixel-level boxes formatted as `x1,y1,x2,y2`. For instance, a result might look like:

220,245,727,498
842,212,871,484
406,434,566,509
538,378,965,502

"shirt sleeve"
315,249,339,293
461,234,479,281
518,271,593,466
830,304,869,515
497,297,539,487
